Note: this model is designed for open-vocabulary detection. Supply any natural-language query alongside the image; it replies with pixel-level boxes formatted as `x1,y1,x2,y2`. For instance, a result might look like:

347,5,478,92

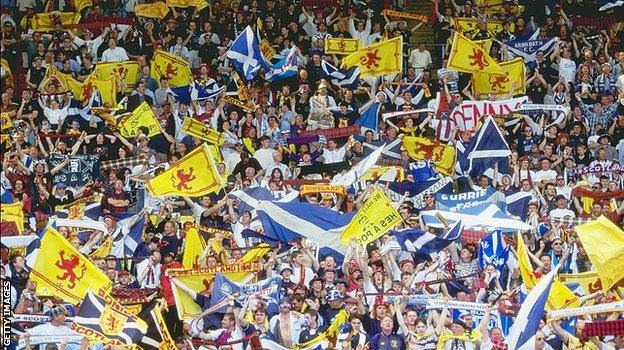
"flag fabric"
387,177,453,207
421,203,533,232
457,116,511,178
166,0,208,10
227,26,266,81
505,191,532,221
229,187,296,217
1,202,24,233
331,144,385,187
0,59,13,88
436,187,506,213
134,2,170,19
92,60,140,91
574,216,624,291
473,57,526,96
449,96,528,131
31,12,81,31
391,220,463,255
342,36,403,77
325,38,362,54
505,31,557,63
320,61,361,89
168,83,225,105
0,235,40,268
146,143,222,197
150,50,193,88
256,201,355,258
447,32,504,74
355,101,381,132
506,266,559,350
402,137,456,175
599,0,624,10
264,46,300,81
478,230,509,274
181,226,207,269
45,65,84,98
81,75,117,106
182,117,225,145
340,188,401,245
30,227,112,304
118,101,161,138
55,194,103,221
210,273,281,314
71,289,147,346
362,139,403,159
454,17,510,38
74,0,92,12
137,300,176,350
110,212,146,257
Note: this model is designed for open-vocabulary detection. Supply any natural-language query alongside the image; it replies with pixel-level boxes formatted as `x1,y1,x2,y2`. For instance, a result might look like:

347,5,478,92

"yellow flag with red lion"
146,143,222,197
150,50,192,88
473,57,526,97
447,32,504,74
342,36,403,77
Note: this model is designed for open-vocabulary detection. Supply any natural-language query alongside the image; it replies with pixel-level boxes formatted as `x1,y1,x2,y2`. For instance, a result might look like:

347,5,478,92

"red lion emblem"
172,167,197,191
156,63,179,80
338,40,347,52
468,48,489,70
81,81,95,101
359,49,381,69
488,74,510,91
55,250,86,289
412,141,445,163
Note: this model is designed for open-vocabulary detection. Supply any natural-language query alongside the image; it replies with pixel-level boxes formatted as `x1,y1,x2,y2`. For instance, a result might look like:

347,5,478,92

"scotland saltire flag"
110,212,146,257
478,230,509,274
505,191,532,221
362,139,402,159
598,0,623,10
457,116,510,178
506,30,557,63
55,195,102,221
355,101,380,132
506,266,559,350
391,220,463,256
256,201,355,259
421,203,533,232
265,46,300,82
210,273,281,314
229,187,298,217
168,83,225,105
227,26,266,81
387,177,453,207
73,290,147,345
320,60,360,89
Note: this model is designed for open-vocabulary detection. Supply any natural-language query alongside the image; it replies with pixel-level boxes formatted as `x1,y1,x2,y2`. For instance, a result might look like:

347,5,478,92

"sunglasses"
552,242,562,246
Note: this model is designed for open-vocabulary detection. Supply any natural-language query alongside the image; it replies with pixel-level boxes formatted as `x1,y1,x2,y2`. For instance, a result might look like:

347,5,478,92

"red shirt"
160,261,183,306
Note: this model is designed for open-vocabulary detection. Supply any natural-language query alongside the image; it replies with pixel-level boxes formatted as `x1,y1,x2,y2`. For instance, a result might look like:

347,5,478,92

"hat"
452,318,468,329
326,289,343,301
587,135,599,144
279,263,292,273
537,222,550,235
598,134,611,143
105,254,116,261
49,306,67,317
555,194,567,201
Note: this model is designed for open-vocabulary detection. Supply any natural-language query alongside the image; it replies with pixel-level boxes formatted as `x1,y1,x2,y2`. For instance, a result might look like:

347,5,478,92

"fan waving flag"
320,60,361,89
506,266,559,350
210,273,281,314
478,230,509,274
473,57,526,97
402,137,456,175
150,50,193,88
391,220,463,256
342,36,403,77
448,32,504,74
457,116,511,178
146,143,222,197
110,211,146,257
264,46,301,82
71,289,147,346
227,26,266,81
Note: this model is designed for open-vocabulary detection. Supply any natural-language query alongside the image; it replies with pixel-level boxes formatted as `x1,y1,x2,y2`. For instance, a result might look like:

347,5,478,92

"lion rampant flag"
448,32,504,74
82,75,117,106
150,50,193,88
182,117,225,145
1,112,13,132
31,12,81,32
30,227,112,305
45,65,84,98
134,1,170,19
325,38,362,55
71,289,147,346
342,36,403,77
401,136,456,175
146,143,222,197
0,202,24,233
1,59,14,88
118,102,162,138
473,57,526,96
92,60,141,91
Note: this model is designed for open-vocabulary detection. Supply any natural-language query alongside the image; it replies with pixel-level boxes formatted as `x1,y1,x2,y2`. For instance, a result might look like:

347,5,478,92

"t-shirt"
533,169,558,183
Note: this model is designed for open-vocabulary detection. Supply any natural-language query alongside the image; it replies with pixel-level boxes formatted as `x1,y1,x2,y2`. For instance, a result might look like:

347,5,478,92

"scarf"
581,319,624,337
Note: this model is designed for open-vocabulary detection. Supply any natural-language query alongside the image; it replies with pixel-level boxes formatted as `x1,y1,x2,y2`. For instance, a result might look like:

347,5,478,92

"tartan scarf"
100,155,148,171
571,187,624,202
581,319,624,337
298,125,361,138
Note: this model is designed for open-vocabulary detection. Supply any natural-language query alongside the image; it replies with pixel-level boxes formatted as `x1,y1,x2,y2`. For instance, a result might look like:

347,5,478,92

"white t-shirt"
533,169,558,183
254,148,274,170
549,208,576,219
322,147,347,164
558,57,577,83
101,47,129,62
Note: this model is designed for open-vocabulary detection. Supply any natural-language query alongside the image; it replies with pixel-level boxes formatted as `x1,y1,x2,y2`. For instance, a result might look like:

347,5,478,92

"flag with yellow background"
81,75,117,106
45,65,84,98
1,59,14,88
340,188,401,245
454,17,513,38
74,0,92,12
1,112,13,132
182,117,225,145
151,50,193,87
31,12,81,32
575,216,624,291
118,102,161,138
31,227,112,304
146,144,222,197
92,60,141,91
342,36,403,77
402,137,456,175
473,57,526,97
182,226,206,269
325,38,362,55
448,32,504,74
134,2,170,19
1,202,24,233
166,0,208,10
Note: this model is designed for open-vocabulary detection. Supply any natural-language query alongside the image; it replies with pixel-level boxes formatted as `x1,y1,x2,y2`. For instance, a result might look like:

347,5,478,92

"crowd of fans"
1,0,624,349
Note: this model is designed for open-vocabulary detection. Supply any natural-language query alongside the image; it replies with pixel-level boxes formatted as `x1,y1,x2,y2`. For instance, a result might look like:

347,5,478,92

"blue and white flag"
256,201,355,259
478,230,509,274
505,191,532,221
506,266,559,350
457,116,510,178
421,203,533,232
355,101,380,133
168,83,225,105
1,235,40,268
387,177,453,208
408,161,438,181
55,195,103,221
111,212,146,257
506,30,557,63
598,0,624,10
362,139,402,159
210,273,281,314
226,26,266,81
331,145,385,187
436,187,506,213
265,46,300,82
391,220,463,255
320,60,360,89
229,187,299,217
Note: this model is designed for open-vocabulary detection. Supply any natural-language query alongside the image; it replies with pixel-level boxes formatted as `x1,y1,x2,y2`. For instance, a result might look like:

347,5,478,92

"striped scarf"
581,319,624,337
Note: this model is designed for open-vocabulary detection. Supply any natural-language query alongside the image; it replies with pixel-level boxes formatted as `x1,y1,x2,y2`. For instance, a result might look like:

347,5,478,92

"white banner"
548,300,624,320
450,96,529,131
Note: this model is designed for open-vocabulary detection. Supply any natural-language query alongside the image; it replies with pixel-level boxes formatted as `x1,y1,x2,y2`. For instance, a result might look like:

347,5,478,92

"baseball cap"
279,263,292,273
326,289,343,301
